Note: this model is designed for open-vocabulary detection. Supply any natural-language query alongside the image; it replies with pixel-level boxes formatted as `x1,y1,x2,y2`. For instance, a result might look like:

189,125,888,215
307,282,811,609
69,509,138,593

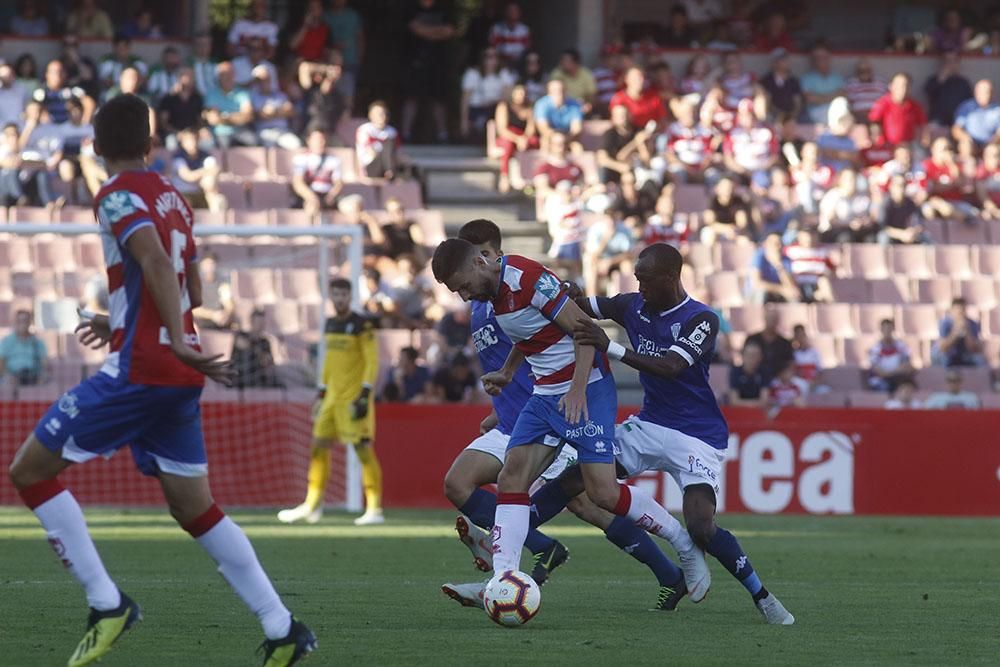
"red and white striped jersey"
768,376,808,406
721,72,756,109
355,121,400,167
665,121,712,166
492,255,606,395
845,77,887,114
93,170,203,387
723,124,778,172
783,243,835,283
489,22,531,62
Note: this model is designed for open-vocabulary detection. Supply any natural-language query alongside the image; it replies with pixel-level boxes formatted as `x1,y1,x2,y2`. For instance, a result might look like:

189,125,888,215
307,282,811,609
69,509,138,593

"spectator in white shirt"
783,228,835,303
291,129,344,217
250,65,300,149
232,39,278,88
819,168,875,242
228,0,280,60
356,100,403,179
763,359,809,408
460,47,515,139
884,379,922,409
844,58,887,121
792,324,824,391
924,370,981,409
866,318,916,391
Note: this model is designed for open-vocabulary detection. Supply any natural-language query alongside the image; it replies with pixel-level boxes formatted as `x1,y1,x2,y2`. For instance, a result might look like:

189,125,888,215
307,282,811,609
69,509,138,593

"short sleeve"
96,189,153,244
668,310,720,366
35,335,47,358
461,69,478,92
588,293,634,326
528,267,569,320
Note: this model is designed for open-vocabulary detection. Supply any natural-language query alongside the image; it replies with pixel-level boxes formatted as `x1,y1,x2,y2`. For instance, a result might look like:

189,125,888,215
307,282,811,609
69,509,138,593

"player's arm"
351,320,378,419
482,345,525,396
124,226,231,383
187,260,203,309
552,297,596,424
575,309,720,381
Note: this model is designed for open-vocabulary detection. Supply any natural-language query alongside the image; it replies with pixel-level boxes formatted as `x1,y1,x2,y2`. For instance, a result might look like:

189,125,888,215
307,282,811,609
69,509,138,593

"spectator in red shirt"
868,72,928,146
919,136,980,222
608,67,666,130
753,11,795,52
533,132,584,203
976,142,1000,220
290,0,330,62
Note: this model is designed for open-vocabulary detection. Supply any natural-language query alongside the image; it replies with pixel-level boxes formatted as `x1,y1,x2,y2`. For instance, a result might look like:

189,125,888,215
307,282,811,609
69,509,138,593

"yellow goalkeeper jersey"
320,313,379,402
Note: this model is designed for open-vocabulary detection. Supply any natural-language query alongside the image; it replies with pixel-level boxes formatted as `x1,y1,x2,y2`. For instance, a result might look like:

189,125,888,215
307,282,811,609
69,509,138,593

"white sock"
33,490,121,611
492,500,530,574
623,485,694,553
195,515,292,640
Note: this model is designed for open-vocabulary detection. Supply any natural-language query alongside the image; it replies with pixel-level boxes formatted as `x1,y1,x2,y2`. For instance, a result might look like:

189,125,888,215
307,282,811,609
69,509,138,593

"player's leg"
350,437,384,525
683,484,794,624
278,436,335,524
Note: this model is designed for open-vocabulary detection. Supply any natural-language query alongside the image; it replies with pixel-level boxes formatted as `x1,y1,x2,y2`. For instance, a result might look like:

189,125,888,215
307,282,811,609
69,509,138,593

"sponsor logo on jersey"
566,421,605,439
689,456,718,481
678,321,712,356
57,392,80,419
158,327,200,346
636,335,665,357
100,190,137,223
534,272,561,300
473,324,500,352
594,440,607,453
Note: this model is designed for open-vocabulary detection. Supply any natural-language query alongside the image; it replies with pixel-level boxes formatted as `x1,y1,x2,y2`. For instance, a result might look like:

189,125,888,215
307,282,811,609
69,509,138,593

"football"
483,570,541,627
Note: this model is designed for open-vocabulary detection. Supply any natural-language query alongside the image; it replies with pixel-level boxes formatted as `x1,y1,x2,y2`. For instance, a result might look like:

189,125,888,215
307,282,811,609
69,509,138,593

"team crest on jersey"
100,191,137,223
534,272,561,300
671,323,682,339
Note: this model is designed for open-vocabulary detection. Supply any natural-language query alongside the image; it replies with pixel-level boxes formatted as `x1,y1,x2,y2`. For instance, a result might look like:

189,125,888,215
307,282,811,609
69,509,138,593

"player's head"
633,243,684,312
894,378,916,401
431,238,497,302
458,218,503,261
368,100,388,126
329,277,352,315
399,346,419,370
93,93,151,163
949,296,967,319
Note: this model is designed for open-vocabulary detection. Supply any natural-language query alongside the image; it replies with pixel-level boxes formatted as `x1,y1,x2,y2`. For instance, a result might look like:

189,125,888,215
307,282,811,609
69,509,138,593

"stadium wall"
1,402,997,516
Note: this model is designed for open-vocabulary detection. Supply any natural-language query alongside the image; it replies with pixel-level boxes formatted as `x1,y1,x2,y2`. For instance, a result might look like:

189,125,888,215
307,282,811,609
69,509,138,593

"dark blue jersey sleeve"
668,310,720,366
588,293,636,326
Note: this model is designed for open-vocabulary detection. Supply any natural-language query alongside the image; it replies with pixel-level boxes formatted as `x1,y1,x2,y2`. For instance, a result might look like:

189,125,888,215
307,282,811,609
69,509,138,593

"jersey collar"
658,295,690,317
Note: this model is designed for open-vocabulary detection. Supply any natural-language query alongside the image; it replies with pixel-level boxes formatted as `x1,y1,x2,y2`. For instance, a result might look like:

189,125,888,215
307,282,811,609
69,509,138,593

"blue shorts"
507,374,617,464
34,373,207,478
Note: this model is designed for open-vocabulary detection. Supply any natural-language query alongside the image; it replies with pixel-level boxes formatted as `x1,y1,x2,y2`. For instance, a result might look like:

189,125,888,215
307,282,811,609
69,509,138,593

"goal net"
0,221,364,511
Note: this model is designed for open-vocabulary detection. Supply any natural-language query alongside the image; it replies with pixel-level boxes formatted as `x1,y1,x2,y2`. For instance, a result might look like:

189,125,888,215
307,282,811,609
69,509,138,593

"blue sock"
523,528,555,554
458,488,496,531
528,481,573,528
706,527,767,601
605,516,682,587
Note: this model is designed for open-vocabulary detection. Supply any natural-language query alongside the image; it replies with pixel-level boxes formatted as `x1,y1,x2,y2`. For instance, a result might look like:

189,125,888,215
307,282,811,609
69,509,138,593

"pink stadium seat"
226,147,269,180
75,236,103,268
813,303,855,337
234,269,277,303
770,302,811,334
217,180,250,209
914,277,956,308
855,304,897,334
580,120,612,151
820,366,865,392
979,394,1000,410
889,245,933,279
60,332,106,364
990,309,1000,338
0,299,10,325
9,206,53,224
270,147,295,180
848,391,889,408
807,392,848,408
264,301,301,335
14,269,56,299
515,150,541,182
299,304,322,333
901,336,930,368
329,147,359,181
705,271,743,308
957,367,993,393
380,180,423,209
231,210,270,227
845,244,889,279
685,243,714,273
412,210,446,245
869,277,910,304
0,207,8,223
249,180,291,209
485,119,502,158
945,221,988,245
34,236,77,270
899,304,940,339
273,209,316,226
59,271,85,299
984,219,1000,244
915,365,948,391
194,210,227,227
717,242,756,273
727,305,764,334
376,329,416,364
58,206,94,224
830,277,868,302
922,218,947,244
335,116,365,147
842,334,879,366
279,269,321,303
674,184,710,214
974,245,1000,275
339,182,379,210
811,333,841,367
957,277,998,310
933,245,973,279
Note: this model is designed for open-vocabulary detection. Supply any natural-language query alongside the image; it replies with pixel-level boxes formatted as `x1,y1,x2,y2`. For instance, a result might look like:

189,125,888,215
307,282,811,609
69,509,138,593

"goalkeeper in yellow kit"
278,278,384,526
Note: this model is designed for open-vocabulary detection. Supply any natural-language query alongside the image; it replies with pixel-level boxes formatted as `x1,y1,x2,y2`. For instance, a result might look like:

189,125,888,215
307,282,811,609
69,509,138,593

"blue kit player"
572,243,795,624
7,94,316,666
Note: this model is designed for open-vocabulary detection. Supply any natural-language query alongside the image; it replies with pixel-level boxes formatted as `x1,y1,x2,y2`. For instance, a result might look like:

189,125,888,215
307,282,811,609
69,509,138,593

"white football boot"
677,546,712,602
353,509,385,526
455,515,493,572
441,581,487,609
277,504,323,524
756,593,795,625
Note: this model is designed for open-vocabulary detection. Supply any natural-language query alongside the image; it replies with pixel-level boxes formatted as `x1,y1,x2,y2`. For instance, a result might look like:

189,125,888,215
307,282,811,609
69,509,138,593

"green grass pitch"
2,508,997,665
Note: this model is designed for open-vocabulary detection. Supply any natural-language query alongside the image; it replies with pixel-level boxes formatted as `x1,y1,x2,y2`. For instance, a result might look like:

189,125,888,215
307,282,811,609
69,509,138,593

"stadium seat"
273,209,316,227
335,116,365,147
820,365,865,391
989,309,1000,338
807,391,848,408
869,277,910,304
218,180,250,209
845,244,889,279
770,302,811,334
231,210,270,227
957,277,998,310
226,147,270,180
515,150,541,183
686,243,713,274
727,305,764,334
957,367,993,393
340,182,379,210
810,333,841,367
704,271,744,308
830,277,868,302
915,365,949,391
279,269,321,303
34,236,77,270
978,394,1000,409
855,304,897,334
75,236,103,268
914,277,956,308
58,206,94,224
934,245,973,279
59,271,87,299
264,301,301,335
922,218,947,244
380,180,423,209
973,245,1000,275
847,391,888,408
814,303,855,337
898,304,940,339
889,245,933,279
249,181,292,209
412,209,446,245
580,120,611,151
60,332,106,364
674,184,709,215
717,242,756,274
842,334,878,366
0,299,10,325
194,210,228,227
903,336,930,368
299,304,323,333
945,220,989,245
234,269,277,304
9,206,53,224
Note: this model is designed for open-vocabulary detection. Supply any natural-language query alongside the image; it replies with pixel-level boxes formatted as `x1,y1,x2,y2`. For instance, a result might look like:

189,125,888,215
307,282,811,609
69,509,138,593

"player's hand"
171,343,234,386
573,318,610,352
479,411,499,434
561,280,583,300
75,315,111,349
350,389,370,420
558,386,589,425
481,370,512,396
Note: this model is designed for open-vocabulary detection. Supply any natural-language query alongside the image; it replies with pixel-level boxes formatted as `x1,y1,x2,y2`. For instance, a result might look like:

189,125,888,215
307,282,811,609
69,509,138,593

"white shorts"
465,429,577,482
614,416,725,496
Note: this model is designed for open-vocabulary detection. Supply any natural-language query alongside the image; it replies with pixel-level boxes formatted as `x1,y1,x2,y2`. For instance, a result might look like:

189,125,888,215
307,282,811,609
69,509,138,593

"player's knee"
496,462,528,494
584,484,619,514
687,518,716,551
442,469,471,508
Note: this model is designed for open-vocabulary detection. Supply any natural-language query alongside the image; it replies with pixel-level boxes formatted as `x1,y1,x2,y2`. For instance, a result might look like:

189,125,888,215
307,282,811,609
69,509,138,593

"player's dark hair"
431,239,476,283
880,317,894,328
561,48,581,64
637,243,683,277
452,353,470,367
3,122,17,132
329,277,352,292
93,94,150,162
793,323,806,335
113,33,131,47
951,297,966,307
458,219,502,253
251,308,266,318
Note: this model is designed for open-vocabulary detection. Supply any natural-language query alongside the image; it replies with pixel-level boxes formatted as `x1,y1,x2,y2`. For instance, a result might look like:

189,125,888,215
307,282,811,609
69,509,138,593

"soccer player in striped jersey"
440,220,690,611
7,94,316,666
431,237,710,604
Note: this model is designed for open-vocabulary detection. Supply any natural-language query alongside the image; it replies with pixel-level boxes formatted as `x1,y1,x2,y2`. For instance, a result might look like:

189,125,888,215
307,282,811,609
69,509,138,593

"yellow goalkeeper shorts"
313,399,375,443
